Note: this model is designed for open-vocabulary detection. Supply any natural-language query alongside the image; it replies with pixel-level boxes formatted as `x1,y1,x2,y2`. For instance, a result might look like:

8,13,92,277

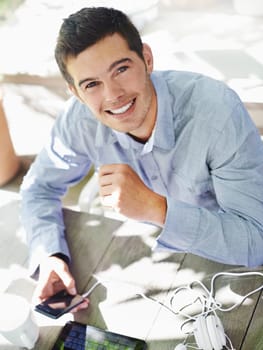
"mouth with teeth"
106,98,136,117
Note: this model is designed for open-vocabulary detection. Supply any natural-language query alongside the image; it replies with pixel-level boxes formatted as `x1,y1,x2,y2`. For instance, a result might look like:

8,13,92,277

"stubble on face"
126,73,156,142
67,34,157,142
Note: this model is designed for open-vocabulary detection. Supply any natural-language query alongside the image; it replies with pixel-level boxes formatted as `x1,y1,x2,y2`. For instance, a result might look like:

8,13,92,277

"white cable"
210,271,263,312
92,271,263,316
81,280,101,298
170,282,220,320
88,271,262,350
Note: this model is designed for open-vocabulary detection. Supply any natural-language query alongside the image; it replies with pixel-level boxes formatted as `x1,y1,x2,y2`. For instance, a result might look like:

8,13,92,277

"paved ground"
1,0,263,206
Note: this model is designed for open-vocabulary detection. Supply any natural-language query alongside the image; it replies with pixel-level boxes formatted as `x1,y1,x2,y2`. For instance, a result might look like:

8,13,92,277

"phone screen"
52,321,148,350
34,290,85,319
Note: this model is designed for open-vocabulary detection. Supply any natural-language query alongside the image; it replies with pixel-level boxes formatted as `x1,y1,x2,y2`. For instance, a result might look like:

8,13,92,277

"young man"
20,7,263,307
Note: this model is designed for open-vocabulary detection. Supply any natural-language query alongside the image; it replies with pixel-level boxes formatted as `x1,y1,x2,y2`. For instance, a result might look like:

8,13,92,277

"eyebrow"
78,57,132,88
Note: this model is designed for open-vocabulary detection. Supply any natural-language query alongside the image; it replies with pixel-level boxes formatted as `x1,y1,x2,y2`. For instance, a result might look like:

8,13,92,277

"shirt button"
151,175,158,181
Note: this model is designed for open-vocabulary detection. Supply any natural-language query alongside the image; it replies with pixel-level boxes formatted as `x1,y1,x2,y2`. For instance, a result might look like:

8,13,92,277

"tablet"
52,321,147,349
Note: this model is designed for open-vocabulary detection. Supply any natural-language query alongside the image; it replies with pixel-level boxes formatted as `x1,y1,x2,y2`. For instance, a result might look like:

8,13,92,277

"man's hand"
98,164,167,226
32,256,89,312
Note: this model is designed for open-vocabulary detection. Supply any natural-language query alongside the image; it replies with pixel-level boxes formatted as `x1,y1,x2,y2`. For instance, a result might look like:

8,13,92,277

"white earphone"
194,314,226,350
93,271,263,350
174,314,227,350
172,271,263,350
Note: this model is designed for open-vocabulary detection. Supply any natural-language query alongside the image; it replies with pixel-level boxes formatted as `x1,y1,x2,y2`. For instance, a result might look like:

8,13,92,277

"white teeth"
109,101,133,115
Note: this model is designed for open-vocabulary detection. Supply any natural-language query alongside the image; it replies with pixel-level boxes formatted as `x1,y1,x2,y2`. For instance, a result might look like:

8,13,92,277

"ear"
142,43,154,74
67,83,84,103
67,83,77,97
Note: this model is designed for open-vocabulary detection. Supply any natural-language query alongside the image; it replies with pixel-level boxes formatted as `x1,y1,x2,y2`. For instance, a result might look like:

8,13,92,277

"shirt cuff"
156,197,201,251
28,234,71,279
51,252,70,265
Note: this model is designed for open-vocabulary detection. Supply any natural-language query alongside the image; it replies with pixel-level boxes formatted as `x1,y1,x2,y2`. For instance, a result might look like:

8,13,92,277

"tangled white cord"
90,271,263,350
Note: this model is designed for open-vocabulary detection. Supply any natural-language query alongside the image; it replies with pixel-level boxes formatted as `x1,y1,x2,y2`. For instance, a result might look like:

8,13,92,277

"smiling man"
20,7,263,306
67,33,157,142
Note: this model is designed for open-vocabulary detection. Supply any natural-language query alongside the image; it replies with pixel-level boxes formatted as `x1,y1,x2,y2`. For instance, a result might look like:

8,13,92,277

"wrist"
147,193,167,226
51,252,70,266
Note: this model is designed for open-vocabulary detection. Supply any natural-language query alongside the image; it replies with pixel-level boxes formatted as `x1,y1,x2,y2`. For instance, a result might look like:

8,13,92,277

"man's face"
67,33,156,142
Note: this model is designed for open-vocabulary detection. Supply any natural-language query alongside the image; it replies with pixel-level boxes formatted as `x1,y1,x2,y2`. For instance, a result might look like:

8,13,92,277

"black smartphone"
34,289,86,319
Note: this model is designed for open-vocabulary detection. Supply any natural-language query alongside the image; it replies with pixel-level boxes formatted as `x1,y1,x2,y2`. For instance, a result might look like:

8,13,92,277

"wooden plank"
0,191,32,299
0,204,123,350
0,191,28,268
240,281,263,349
63,209,124,293
33,210,124,350
72,219,186,345
214,269,263,350
147,255,263,350
1,195,261,350
0,191,37,349
145,254,233,349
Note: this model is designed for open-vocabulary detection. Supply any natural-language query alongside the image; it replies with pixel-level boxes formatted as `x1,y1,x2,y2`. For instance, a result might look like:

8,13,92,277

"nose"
103,79,124,103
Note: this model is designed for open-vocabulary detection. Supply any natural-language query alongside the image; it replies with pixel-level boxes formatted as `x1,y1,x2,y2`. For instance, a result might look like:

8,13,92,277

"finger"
99,183,115,197
99,164,115,176
101,191,120,207
71,299,89,313
54,262,77,295
33,276,56,303
99,175,113,188
101,194,113,207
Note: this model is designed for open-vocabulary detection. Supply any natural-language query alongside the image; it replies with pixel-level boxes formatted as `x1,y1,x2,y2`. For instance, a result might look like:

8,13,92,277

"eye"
84,81,100,89
117,65,128,74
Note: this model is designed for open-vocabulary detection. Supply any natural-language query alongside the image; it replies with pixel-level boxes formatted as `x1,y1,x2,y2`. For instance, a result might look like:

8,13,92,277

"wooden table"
0,189,262,350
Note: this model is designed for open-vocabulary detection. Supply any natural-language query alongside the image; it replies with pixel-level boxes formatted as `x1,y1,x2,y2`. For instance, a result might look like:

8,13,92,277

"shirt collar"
151,71,175,150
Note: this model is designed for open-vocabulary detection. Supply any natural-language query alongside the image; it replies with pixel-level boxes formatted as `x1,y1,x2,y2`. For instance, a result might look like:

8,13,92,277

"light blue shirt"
20,70,263,273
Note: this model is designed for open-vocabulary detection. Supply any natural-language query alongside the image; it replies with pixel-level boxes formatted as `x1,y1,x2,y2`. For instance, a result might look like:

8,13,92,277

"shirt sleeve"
156,102,263,267
20,103,92,276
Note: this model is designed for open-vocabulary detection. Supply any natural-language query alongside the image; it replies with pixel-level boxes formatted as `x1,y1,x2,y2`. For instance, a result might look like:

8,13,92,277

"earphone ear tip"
174,344,187,350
